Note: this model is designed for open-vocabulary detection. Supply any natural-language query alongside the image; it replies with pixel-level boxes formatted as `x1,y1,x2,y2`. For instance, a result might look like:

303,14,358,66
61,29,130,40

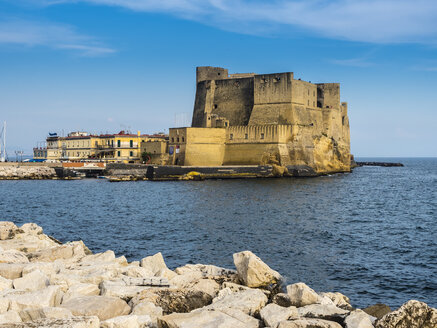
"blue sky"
0,0,436,157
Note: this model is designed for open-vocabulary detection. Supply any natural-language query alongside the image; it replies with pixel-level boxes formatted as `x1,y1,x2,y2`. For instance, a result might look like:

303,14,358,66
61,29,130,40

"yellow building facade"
37,131,167,163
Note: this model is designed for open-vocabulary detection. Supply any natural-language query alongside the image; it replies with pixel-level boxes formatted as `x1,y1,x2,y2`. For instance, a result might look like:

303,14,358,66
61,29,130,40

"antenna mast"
0,121,5,162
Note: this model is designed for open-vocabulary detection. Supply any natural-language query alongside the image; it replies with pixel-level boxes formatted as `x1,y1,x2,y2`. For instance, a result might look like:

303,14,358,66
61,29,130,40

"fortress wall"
211,78,254,126
196,66,228,83
192,81,209,127
249,73,293,125
253,72,293,105
223,125,294,165
223,143,280,165
184,128,226,166
317,83,340,109
291,79,317,108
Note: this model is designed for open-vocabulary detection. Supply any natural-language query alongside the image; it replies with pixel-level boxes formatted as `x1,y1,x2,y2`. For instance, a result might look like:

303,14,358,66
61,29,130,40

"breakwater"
0,221,435,328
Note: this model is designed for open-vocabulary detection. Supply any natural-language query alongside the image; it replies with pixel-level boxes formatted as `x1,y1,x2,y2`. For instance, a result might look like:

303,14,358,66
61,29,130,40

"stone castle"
169,66,351,174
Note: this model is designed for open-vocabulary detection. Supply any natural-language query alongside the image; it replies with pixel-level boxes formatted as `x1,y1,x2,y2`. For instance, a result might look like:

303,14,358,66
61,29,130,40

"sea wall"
0,164,57,180
0,221,434,327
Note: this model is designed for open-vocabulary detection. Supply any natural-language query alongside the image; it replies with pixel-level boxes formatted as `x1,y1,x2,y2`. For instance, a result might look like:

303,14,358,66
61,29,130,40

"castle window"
313,101,315,107
313,91,315,97
182,137,185,142
213,104,218,109
177,137,180,142
218,72,221,76
171,137,174,142
307,100,309,106
308,90,310,95
260,133,265,139
274,77,280,82
225,122,228,127
230,134,233,140
245,133,248,139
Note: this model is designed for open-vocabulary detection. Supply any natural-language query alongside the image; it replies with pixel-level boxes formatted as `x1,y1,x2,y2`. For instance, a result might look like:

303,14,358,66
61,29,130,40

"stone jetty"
0,165,56,180
0,221,434,328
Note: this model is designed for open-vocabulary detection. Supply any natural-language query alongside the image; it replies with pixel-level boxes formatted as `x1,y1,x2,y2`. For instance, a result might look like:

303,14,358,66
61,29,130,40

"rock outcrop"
0,221,435,328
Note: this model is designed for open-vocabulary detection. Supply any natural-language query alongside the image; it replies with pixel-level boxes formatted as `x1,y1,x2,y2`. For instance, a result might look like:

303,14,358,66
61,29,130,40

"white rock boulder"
233,251,282,288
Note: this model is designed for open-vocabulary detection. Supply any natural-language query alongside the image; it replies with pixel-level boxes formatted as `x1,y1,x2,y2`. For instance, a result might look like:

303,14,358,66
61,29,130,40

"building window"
171,137,174,142
225,122,228,127
213,104,218,109
245,133,248,139
177,137,180,142
130,151,133,156
117,140,121,147
308,90,310,95
260,133,265,139
182,137,185,142
230,134,233,140
313,101,315,107
307,100,309,106
117,151,121,157
130,140,133,148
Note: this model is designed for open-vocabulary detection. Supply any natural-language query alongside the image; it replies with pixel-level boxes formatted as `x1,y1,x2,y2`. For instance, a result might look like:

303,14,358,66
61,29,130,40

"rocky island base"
0,221,434,328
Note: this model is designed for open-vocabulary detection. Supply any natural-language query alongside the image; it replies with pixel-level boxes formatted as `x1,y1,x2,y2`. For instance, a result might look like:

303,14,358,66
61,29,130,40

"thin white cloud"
0,19,115,56
32,0,437,44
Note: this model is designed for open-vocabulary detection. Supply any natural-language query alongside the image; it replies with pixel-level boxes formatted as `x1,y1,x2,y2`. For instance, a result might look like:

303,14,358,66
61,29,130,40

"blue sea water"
0,158,436,309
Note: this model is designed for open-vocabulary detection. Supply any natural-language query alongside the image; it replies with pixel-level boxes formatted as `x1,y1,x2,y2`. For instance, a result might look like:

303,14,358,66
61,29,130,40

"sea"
0,158,436,309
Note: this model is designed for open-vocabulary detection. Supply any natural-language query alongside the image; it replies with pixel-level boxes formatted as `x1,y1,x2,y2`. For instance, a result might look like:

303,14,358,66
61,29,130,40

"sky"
0,0,436,157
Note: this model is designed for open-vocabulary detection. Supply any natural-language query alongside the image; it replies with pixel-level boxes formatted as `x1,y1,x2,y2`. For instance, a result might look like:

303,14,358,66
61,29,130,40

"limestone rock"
344,309,374,328
80,251,115,265
130,288,212,314
273,293,293,307
363,303,391,319
174,264,236,278
260,303,298,327
63,283,100,302
122,265,154,279
131,300,163,317
13,269,50,291
206,288,268,316
7,285,63,311
100,315,150,328
320,292,353,310
233,251,282,288
297,304,349,323
189,279,220,298
99,280,150,301
61,296,130,321
140,253,168,276
375,300,437,328
0,249,29,264
0,222,19,240
277,318,343,328
22,261,63,277
0,276,13,292
287,283,321,307
0,263,26,279
0,316,100,327
156,268,177,280
19,306,73,322
158,309,258,328
215,307,261,327
0,297,10,314
28,241,86,262
20,223,43,236
0,310,22,324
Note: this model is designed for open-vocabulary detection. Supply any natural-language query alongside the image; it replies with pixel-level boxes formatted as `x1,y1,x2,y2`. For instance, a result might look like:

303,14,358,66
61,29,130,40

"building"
35,131,168,163
169,67,351,174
